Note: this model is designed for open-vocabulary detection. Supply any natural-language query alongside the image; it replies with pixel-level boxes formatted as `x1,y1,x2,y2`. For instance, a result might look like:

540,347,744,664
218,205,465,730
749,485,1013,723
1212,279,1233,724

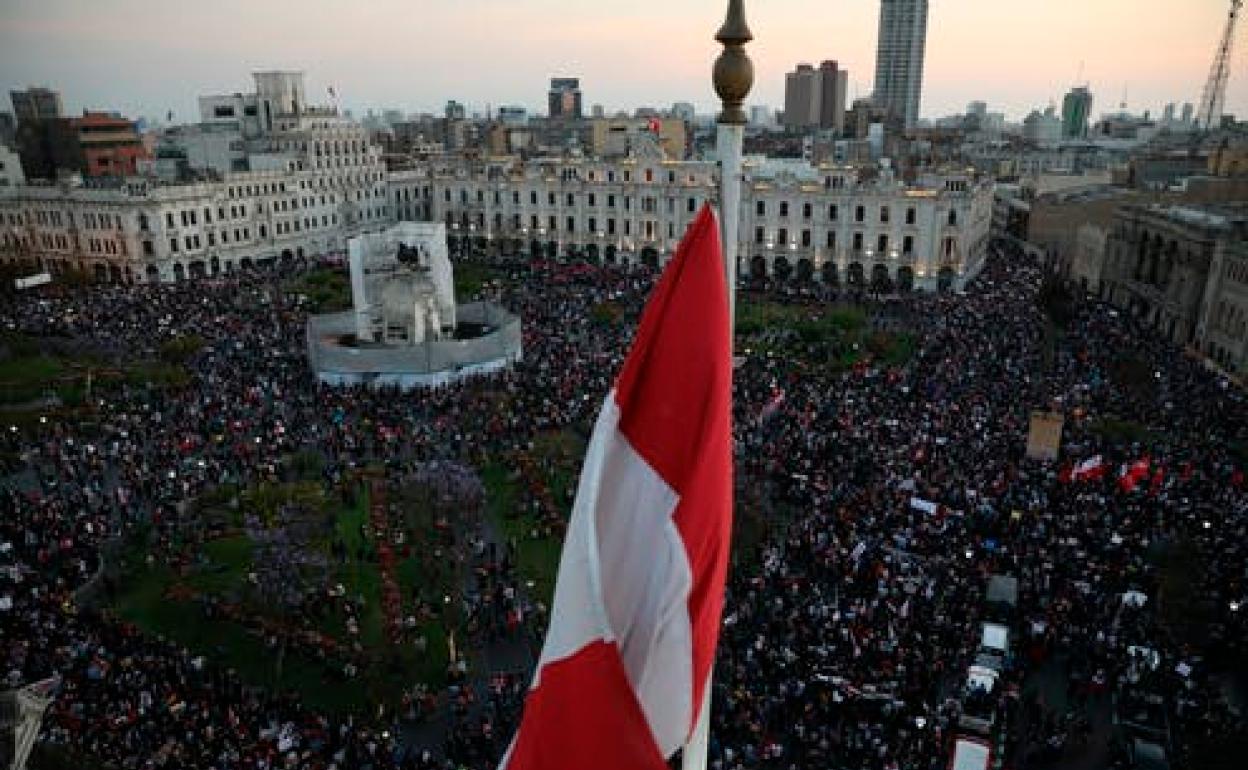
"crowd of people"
0,240,1243,769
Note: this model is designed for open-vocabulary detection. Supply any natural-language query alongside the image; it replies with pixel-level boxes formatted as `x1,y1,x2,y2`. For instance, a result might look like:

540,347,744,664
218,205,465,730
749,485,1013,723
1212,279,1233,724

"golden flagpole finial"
713,0,754,125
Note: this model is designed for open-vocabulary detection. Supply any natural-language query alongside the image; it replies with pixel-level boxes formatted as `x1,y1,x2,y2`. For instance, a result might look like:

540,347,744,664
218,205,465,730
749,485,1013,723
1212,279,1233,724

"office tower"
783,61,848,132
872,0,929,129
783,64,819,129
10,87,63,124
548,78,583,119
1061,86,1093,139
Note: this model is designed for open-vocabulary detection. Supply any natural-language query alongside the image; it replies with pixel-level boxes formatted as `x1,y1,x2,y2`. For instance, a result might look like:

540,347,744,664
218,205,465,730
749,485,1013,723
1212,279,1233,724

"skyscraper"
548,78,583,120
9,87,63,124
1061,86,1093,139
783,61,848,132
872,0,929,130
783,64,819,129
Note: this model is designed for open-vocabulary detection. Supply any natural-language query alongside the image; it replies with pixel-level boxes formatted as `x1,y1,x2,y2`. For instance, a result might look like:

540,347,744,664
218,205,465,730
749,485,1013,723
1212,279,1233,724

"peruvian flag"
500,205,733,770
1071,455,1106,482
1118,455,1151,493
759,386,785,422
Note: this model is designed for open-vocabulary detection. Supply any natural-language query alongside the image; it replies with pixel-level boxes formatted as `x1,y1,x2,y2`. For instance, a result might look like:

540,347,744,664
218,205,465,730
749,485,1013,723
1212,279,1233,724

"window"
878,235,888,253
853,232,863,252
624,221,631,236
777,228,788,246
567,193,575,207
608,194,616,208
567,216,575,232
589,193,597,207
779,201,789,218
549,215,557,230
948,209,958,226
801,230,811,247
608,218,616,235
755,227,765,244
903,236,914,255
588,217,597,233
688,197,697,213
855,205,865,223
170,238,178,253
880,207,889,224
905,208,916,225
143,240,153,256
548,192,556,206
828,204,838,221
166,212,175,228
756,201,766,216
645,169,653,182
803,203,812,219
826,231,836,249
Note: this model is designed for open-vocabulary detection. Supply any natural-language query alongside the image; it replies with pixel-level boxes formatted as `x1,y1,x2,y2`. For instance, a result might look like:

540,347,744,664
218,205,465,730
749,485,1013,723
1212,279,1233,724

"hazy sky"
2,0,1245,124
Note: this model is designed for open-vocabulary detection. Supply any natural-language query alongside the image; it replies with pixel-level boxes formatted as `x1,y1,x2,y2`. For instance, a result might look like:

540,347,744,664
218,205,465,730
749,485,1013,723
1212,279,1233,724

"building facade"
9,88,63,123
419,155,992,292
548,78,583,120
0,144,24,189
1061,87,1093,140
1,91,389,282
783,61,848,133
873,0,929,130
1102,203,1248,375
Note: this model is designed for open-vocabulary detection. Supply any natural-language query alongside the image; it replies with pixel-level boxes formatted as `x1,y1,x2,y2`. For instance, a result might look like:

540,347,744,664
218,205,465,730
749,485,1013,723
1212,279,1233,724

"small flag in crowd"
1069,455,1107,483
500,205,733,770
1118,455,1151,494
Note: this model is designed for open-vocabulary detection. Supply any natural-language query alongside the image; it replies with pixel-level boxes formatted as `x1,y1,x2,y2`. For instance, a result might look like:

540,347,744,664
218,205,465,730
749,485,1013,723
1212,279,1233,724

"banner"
1025,410,1064,462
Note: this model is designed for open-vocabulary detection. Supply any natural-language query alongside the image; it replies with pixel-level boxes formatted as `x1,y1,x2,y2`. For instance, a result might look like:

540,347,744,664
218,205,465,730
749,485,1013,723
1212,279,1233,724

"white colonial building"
413,154,992,291
1,73,389,282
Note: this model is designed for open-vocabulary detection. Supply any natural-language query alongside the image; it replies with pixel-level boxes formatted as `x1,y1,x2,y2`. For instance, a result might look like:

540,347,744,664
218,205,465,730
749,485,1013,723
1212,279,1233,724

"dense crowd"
0,242,1243,770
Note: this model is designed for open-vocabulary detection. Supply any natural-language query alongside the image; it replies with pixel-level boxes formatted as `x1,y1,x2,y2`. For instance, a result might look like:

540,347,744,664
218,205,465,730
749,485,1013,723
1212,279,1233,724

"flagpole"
684,4,753,770
712,0,753,333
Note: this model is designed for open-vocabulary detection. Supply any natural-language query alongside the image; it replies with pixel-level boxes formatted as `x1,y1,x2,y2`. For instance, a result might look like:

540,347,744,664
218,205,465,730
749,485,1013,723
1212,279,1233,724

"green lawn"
112,480,454,712
454,262,506,302
736,299,914,370
482,429,585,607
292,268,352,313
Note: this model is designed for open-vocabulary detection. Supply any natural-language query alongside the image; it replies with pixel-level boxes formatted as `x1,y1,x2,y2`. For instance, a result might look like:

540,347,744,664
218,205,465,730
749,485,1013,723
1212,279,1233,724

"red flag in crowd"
1118,455,1151,494
500,205,733,770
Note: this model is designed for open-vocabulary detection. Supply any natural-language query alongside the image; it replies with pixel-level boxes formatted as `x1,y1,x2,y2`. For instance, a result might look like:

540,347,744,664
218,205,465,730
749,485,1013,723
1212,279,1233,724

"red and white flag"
1071,455,1106,482
501,205,733,770
1118,455,1151,493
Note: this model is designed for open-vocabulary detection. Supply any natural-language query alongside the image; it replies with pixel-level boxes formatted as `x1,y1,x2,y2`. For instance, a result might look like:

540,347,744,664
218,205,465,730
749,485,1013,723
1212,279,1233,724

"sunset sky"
2,0,1245,124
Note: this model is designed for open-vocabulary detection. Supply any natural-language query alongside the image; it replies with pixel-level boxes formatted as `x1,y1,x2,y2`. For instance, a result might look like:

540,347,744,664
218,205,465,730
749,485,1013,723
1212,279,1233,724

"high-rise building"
10,87,63,124
1181,102,1195,125
445,101,466,121
783,64,819,129
872,0,929,130
1061,86,1093,139
783,61,848,132
1162,103,1177,125
548,78,583,119
817,61,849,133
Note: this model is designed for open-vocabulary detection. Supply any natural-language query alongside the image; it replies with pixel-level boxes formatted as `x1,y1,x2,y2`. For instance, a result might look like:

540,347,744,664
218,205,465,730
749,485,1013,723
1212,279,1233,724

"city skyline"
1,0,1246,124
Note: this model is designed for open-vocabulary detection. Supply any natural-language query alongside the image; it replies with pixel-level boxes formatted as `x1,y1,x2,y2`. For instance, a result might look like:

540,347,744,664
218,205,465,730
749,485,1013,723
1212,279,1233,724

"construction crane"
1197,0,1243,131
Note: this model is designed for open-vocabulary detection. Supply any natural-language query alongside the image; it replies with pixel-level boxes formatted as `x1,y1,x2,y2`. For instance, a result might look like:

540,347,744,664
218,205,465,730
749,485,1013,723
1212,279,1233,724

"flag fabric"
1071,455,1106,482
1118,455,1151,494
758,387,785,422
500,204,733,770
